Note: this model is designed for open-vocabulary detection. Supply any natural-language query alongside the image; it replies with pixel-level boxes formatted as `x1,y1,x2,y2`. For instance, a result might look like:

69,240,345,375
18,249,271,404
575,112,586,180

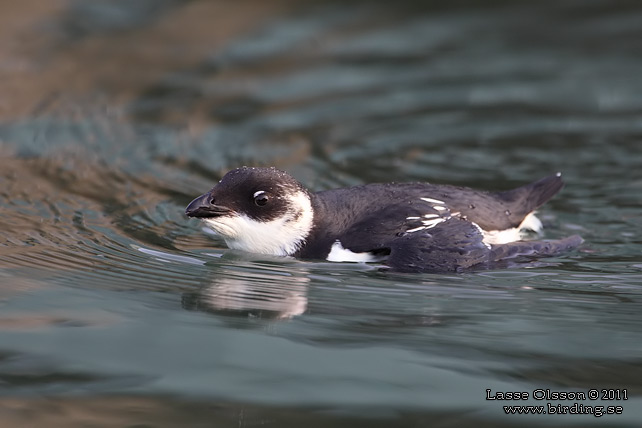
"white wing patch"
420,197,445,205
405,197,453,234
406,218,446,233
326,241,386,263
404,197,545,247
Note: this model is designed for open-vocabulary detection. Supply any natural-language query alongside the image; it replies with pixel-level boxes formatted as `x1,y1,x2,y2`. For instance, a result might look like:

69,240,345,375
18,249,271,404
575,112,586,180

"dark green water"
1,1,642,426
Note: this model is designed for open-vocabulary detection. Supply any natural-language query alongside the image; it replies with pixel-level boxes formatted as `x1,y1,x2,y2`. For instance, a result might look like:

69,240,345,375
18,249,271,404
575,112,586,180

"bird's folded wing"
386,217,490,273
387,220,583,273
488,235,583,261
337,201,453,254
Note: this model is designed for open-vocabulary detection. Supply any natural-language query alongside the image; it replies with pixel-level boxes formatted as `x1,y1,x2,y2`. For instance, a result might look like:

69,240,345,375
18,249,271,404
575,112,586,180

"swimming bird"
185,167,582,272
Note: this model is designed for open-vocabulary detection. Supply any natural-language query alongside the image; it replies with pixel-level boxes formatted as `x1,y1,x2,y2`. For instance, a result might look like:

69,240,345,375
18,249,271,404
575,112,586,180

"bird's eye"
254,192,269,206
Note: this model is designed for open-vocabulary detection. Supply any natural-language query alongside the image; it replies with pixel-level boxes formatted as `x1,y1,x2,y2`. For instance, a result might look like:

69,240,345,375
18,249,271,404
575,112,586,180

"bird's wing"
386,222,583,273
386,217,491,273
336,200,456,254
488,235,583,261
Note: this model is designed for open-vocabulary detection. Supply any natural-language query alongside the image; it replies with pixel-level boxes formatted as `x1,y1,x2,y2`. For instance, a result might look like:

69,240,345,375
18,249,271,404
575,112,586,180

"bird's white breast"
326,240,386,263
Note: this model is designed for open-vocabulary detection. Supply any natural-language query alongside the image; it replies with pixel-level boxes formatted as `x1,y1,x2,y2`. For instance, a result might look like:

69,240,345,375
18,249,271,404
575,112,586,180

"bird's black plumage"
185,167,582,272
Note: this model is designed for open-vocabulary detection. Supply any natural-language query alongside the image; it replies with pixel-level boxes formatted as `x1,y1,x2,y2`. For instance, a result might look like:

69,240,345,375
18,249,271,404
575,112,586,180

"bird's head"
185,167,314,256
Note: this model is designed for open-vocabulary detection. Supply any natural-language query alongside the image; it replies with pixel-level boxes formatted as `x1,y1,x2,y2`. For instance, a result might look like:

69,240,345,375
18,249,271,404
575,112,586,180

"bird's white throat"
203,190,314,256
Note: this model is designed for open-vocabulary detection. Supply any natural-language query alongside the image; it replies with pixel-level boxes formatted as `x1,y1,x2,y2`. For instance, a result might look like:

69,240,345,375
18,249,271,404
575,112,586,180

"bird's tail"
495,173,565,217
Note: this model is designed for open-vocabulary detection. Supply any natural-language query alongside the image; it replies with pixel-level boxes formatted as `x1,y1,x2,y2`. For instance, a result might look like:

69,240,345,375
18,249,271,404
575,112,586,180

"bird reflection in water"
182,265,309,320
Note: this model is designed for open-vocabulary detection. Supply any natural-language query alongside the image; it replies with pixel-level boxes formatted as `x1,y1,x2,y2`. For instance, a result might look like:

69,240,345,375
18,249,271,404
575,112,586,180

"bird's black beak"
185,193,231,218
